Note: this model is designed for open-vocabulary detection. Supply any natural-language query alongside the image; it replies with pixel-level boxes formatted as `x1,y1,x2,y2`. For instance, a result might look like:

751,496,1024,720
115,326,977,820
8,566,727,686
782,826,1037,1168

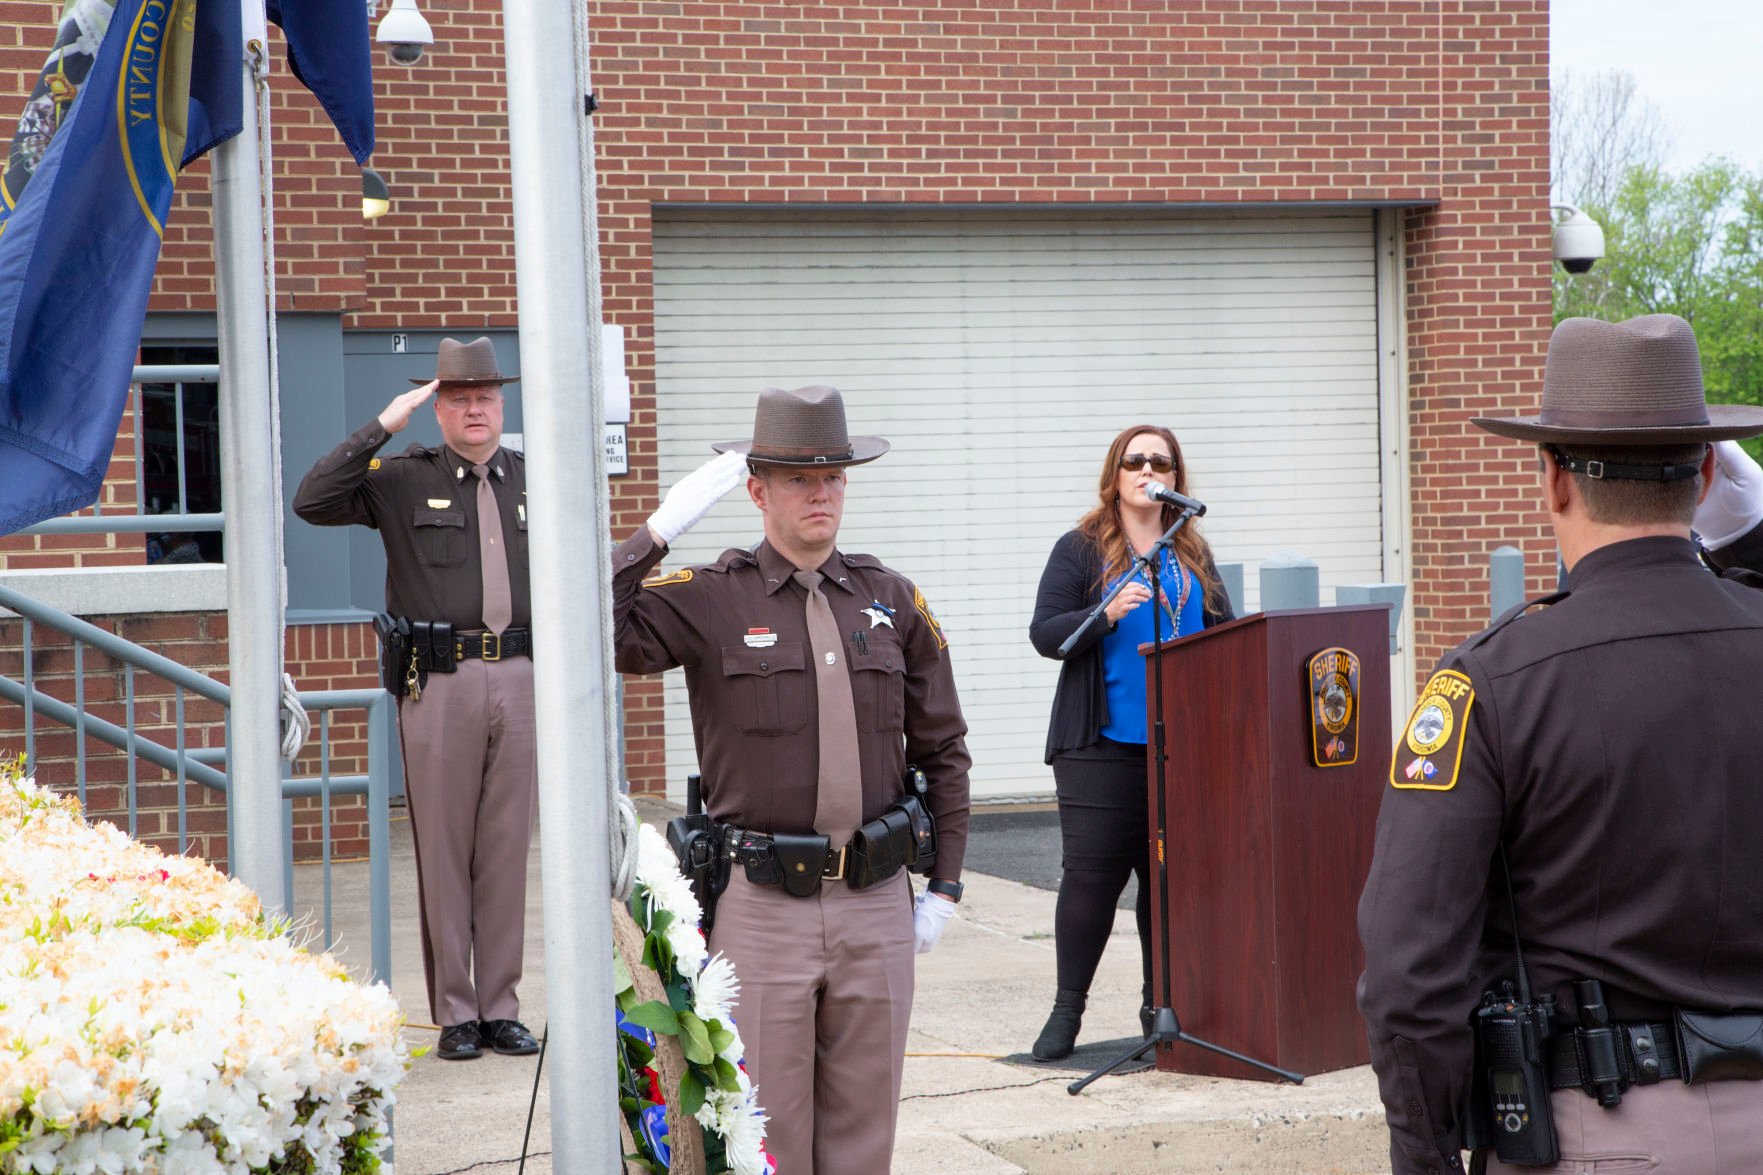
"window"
137,345,223,565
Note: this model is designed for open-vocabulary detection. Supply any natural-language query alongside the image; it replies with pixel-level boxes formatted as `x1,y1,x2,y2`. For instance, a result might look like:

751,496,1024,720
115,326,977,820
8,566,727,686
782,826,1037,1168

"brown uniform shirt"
292,419,531,630
612,526,972,880
1357,535,1763,1175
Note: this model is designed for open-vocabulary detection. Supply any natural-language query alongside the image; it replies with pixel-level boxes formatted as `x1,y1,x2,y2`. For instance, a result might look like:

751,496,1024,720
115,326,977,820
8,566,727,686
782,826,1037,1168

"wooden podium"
1142,605,1390,1080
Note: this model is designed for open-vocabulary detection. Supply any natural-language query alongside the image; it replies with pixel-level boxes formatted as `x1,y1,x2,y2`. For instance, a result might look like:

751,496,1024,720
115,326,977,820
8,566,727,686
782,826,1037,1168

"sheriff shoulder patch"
1391,669,1474,791
642,568,693,589
913,585,947,650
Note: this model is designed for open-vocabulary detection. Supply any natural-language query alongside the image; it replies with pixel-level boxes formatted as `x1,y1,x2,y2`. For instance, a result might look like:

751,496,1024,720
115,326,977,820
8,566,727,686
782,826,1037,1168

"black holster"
901,763,938,877
848,766,938,889
665,812,730,933
373,613,415,699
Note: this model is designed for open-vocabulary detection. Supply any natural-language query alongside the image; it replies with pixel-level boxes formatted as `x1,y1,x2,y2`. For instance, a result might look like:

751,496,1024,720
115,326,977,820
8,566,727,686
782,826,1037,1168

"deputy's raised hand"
378,380,438,435
1694,440,1763,549
1104,581,1152,624
647,450,750,545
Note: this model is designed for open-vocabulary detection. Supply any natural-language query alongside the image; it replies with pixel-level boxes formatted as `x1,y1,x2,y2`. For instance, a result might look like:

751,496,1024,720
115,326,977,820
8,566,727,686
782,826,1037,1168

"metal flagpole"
212,0,286,912
501,0,619,1164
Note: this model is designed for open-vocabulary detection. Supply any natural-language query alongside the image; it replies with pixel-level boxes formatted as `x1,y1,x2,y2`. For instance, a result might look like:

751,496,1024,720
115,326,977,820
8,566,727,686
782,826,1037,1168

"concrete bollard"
1215,561,1245,618
1490,545,1524,621
1260,553,1320,611
1337,583,1407,654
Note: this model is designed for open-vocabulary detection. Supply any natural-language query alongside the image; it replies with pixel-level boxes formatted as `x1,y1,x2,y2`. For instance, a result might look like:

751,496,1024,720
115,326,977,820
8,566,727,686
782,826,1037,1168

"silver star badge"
861,605,895,629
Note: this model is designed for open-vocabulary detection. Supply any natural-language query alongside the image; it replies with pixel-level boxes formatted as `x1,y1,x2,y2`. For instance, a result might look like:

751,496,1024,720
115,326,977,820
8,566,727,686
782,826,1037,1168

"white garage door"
650,210,1388,801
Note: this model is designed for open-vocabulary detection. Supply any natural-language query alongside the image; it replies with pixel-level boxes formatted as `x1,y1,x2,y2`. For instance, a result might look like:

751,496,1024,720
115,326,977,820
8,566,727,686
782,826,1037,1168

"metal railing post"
367,692,393,986
1490,545,1525,621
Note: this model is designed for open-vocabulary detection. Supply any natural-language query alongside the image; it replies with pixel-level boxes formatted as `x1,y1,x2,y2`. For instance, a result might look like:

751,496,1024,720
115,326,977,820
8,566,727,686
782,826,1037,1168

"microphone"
1143,482,1207,516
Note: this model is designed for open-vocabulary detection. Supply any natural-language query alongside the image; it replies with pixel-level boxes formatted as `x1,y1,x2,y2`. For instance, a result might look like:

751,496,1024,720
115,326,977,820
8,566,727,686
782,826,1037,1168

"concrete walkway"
294,802,1390,1174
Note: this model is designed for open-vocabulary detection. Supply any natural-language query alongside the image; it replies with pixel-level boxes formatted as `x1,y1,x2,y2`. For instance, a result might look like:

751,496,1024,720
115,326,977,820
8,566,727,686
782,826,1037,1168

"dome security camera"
1551,205,1605,275
377,0,433,66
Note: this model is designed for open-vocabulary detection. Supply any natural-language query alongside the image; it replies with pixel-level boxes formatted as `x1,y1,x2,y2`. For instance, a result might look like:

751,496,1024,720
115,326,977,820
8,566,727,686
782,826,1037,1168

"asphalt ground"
963,802,1140,911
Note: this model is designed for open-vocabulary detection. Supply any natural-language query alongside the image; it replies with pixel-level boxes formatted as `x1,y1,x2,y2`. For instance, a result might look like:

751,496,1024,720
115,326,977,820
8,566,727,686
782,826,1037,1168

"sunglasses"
1120,452,1175,473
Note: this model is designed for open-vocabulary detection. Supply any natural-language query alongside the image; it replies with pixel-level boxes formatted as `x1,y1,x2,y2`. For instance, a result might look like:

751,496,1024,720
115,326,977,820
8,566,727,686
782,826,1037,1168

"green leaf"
612,950,634,997
708,1024,735,1054
623,1000,680,1036
678,1068,706,1116
677,1011,713,1065
713,1055,742,1093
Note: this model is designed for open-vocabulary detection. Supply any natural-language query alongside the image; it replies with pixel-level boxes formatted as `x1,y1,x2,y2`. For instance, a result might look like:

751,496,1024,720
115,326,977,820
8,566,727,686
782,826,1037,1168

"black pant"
1051,739,1153,998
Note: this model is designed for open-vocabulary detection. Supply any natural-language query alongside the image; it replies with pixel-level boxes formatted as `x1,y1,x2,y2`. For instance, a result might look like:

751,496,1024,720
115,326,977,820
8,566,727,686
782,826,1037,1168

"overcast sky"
1552,0,1763,175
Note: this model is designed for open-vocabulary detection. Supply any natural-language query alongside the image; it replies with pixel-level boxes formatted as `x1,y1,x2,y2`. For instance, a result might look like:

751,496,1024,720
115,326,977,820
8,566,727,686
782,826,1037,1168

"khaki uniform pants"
398,656,537,1027
710,868,915,1175
1486,1078,1763,1174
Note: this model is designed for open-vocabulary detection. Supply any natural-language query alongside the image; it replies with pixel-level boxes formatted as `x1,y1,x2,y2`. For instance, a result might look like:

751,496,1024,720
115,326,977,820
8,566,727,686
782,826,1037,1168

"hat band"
750,442,855,461
1541,405,1711,429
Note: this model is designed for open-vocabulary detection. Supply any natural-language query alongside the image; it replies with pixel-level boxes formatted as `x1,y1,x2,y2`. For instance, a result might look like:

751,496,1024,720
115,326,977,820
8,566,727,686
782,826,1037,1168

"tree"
1551,69,1671,210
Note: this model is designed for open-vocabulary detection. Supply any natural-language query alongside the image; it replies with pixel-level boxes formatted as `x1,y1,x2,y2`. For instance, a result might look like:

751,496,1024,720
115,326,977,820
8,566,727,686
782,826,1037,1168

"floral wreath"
614,823,774,1175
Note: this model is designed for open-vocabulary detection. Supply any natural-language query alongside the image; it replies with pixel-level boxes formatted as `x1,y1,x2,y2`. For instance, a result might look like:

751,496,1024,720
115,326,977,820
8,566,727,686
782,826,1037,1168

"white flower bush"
0,761,409,1174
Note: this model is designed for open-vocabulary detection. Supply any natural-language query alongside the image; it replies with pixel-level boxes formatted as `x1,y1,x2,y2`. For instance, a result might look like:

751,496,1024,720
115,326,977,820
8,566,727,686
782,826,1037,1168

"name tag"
427,498,452,508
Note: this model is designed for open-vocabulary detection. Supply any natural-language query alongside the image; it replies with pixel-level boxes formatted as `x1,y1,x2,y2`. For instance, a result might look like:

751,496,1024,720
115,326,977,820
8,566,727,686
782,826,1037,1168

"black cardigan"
1029,528,1235,764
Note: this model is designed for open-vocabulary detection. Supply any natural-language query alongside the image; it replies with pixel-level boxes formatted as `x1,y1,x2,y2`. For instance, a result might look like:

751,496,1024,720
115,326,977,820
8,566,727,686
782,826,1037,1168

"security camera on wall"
377,0,433,65
1551,205,1605,275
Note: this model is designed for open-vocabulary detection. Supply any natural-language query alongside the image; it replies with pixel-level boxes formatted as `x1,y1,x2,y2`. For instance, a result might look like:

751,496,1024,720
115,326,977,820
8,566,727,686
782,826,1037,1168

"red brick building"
0,1,1553,818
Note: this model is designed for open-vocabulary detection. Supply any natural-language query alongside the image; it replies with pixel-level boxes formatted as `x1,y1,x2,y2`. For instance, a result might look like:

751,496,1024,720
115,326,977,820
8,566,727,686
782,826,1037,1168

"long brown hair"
1076,424,1222,608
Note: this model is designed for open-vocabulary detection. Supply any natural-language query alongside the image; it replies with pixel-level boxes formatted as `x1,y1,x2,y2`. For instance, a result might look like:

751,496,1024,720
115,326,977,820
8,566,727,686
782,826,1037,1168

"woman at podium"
1027,424,1234,1060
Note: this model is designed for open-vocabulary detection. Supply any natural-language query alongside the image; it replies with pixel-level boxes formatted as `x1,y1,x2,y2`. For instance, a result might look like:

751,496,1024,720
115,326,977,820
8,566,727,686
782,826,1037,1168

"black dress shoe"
483,1018,541,1056
437,1021,483,1061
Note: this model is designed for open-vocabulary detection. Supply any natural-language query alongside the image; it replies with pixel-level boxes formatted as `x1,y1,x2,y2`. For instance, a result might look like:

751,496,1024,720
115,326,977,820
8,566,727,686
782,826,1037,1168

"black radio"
1472,983,1558,1166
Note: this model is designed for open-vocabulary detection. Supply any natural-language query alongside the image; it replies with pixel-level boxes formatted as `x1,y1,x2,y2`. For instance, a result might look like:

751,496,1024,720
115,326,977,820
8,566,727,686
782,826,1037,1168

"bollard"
1490,546,1525,621
1260,554,1320,611
1337,583,1407,654
1215,561,1246,619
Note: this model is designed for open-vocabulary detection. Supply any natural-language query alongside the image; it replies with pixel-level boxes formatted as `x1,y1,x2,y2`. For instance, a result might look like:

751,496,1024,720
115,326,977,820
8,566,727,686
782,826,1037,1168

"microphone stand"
1060,505,1304,1093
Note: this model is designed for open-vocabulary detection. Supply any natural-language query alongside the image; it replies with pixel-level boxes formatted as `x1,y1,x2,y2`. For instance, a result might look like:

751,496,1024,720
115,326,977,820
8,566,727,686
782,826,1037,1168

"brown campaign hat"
712,385,890,466
410,337,520,386
1473,314,1763,444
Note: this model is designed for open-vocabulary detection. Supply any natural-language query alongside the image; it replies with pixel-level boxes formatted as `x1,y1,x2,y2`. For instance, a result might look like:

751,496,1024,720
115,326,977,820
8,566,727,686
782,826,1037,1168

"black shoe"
1139,1005,1155,1037
483,1018,541,1056
437,1021,483,1061
1031,989,1087,1061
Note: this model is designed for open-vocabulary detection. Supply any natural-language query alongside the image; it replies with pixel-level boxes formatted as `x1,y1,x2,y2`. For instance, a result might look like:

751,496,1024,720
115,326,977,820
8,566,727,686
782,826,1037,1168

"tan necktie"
793,569,862,849
472,463,513,634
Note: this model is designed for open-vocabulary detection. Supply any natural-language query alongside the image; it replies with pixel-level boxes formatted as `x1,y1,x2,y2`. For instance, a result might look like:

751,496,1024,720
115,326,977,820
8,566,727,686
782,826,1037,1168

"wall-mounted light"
1551,204,1605,275
376,0,433,66
361,166,390,220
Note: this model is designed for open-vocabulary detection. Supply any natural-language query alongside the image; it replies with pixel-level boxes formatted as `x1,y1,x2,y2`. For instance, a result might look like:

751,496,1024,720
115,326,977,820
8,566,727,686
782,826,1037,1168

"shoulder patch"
1391,669,1474,791
913,585,948,650
642,568,693,589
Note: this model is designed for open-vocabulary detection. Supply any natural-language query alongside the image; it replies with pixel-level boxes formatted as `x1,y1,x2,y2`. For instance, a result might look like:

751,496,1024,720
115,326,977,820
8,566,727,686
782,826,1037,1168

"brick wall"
0,1,1555,797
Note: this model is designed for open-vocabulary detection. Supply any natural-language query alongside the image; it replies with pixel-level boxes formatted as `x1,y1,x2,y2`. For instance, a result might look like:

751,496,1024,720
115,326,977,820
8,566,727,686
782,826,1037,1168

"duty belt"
456,628,531,661
721,825,854,883
1547,1021,1681,1091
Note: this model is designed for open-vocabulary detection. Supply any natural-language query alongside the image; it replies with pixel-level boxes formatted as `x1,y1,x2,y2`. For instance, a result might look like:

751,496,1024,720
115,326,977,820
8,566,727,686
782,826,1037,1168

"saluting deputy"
612,385,972,1174
1358,314,1763,1175
293,337,540,1063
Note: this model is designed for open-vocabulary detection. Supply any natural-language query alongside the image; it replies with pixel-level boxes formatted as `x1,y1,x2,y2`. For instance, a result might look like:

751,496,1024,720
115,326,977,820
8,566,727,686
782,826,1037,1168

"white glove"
646,451,749,545
1694,440,1763,549
913,891,956,954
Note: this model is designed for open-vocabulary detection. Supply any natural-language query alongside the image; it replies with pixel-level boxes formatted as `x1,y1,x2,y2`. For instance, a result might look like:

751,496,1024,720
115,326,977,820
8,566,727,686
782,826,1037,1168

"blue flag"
266,0,375,165
0,0,242,535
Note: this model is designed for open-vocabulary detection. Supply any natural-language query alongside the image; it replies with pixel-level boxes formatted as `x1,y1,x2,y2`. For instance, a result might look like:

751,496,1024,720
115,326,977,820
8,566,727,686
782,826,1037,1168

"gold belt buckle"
482,632,502,662
823,844,847,880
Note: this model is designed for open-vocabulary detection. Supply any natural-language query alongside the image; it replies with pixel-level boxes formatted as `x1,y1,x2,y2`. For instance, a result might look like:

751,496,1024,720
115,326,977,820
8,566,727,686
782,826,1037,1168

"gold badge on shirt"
1307,647,1360,768
368,458,381,471
1391,669,1474,791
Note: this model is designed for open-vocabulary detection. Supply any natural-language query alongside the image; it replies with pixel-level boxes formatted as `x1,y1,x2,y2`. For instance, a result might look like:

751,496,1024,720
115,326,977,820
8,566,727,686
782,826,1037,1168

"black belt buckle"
482,632,502,662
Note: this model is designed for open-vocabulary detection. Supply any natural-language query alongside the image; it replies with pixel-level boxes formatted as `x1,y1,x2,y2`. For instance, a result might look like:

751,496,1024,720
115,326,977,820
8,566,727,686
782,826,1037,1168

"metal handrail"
0,587,394,985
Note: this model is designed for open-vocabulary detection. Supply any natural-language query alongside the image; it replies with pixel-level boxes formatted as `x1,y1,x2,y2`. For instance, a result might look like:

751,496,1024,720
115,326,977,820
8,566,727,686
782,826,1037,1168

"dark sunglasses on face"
1120,452,1175,473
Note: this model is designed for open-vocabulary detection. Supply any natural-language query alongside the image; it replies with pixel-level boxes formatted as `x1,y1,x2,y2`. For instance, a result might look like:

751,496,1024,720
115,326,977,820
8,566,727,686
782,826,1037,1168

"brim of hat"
710,436,890,466
1472,404,1763,444
409,375,521,386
